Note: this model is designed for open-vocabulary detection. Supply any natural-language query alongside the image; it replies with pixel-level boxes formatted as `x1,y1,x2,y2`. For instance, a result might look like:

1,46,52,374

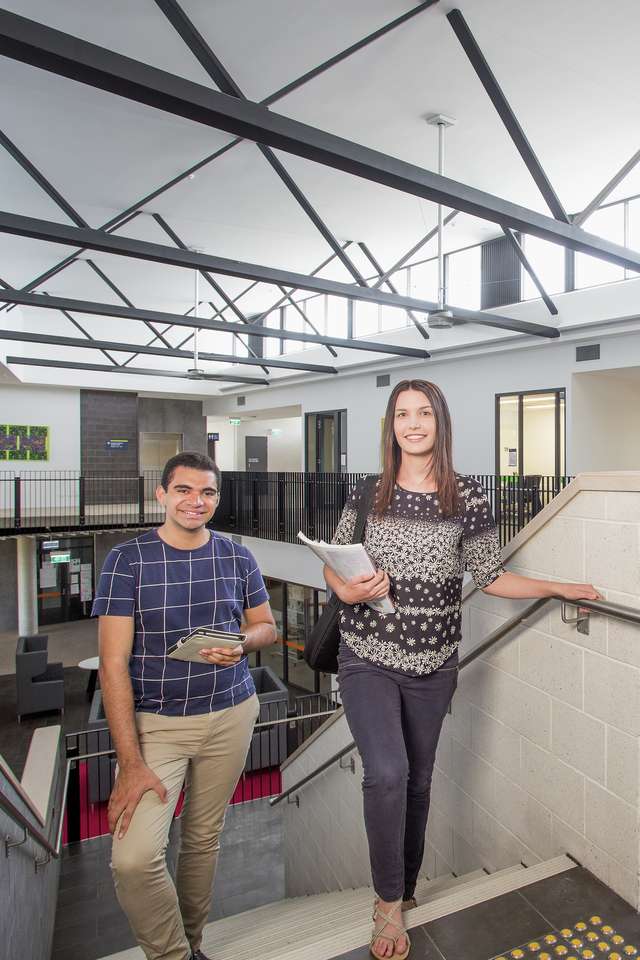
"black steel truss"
3,3,435,307
357,241,429,339
0,327,337,373
0,10,634,272
0,212,560,338
502,229,558,316
5,355,269,384
446,9,569,223
148,213,269,372
0,288,435,356
153,0,369,288
372,212,459,289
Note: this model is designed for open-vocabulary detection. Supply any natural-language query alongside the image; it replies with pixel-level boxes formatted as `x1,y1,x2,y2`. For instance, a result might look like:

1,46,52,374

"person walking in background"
93,452,276,960
325,380,600,960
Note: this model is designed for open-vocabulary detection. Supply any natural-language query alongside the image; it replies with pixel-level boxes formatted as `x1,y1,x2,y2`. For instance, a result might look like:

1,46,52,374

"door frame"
304,409,347,473
495,387,566,476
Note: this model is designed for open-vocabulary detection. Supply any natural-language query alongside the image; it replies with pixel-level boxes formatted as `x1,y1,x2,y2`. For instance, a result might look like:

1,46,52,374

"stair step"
98,858,557,960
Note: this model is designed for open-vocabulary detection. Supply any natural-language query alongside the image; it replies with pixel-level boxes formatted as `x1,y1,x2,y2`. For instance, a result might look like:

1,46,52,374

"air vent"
376,374,390,387
576,344,600,362
237,395,246,406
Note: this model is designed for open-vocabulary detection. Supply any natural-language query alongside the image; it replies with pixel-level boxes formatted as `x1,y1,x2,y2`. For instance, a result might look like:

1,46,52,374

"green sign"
229,418,241,426
50,552,71,564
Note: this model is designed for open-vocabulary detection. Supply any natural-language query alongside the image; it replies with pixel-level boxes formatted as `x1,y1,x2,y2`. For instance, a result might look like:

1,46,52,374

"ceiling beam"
5,355,269,384
5,4,436,302
0,211,560,338
153,0,369,288
0,327,338,373
84,256,173,350
572,148,640,227
357,241,429,338
0,11,635,271
0,288,435,356
446,8,569,223
0,127,88,227
501,228,558,316
148,213,269,372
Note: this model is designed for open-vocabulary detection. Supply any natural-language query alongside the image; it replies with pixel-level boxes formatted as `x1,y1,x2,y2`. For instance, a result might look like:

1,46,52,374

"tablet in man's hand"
167,628,246,662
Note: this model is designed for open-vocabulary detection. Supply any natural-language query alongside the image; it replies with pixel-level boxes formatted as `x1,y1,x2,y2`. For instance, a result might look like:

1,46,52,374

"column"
16,535,38,637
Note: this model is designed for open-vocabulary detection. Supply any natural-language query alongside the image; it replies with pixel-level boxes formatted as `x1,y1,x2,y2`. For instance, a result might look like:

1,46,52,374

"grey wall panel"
138,397,206,455
0,538,18,631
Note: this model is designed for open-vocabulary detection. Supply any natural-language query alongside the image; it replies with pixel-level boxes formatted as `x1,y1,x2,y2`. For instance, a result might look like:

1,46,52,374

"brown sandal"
401,897,417,912
370,899,412,960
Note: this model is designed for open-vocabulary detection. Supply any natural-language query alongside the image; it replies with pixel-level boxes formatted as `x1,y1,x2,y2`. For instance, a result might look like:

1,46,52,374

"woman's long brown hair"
374,379,459,517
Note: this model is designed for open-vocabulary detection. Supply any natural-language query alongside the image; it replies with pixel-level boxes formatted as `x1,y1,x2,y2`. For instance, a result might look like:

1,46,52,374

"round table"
78,656,100,700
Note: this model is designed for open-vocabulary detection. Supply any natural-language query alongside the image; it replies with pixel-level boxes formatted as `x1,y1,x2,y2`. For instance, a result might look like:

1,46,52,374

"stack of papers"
298,531,394,615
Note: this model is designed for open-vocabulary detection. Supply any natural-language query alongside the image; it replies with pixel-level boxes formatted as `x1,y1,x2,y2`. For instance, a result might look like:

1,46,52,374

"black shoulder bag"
303,476,376,674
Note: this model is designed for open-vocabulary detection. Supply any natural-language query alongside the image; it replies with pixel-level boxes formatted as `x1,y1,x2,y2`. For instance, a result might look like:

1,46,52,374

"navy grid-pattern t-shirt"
92,529,269,716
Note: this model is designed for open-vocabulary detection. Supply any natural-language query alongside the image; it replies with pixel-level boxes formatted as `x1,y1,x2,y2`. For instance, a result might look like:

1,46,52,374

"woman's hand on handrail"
324,565,391,605
483,570,602,602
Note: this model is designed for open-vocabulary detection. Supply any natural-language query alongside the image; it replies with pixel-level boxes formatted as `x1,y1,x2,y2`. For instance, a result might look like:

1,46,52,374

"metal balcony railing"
0,470,572,546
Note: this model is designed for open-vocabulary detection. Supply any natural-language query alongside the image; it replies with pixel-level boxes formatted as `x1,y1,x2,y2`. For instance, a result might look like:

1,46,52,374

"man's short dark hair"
161,452,221,492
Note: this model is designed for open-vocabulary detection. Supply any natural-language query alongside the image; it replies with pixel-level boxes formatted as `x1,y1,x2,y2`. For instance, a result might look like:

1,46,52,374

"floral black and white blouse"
331,475,505,675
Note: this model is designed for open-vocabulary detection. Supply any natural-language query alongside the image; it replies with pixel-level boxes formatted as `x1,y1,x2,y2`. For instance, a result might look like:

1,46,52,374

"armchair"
15,635,65,722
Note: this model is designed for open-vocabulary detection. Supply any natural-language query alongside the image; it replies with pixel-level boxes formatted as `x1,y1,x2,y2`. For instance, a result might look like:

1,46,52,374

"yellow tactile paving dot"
490,914,639,960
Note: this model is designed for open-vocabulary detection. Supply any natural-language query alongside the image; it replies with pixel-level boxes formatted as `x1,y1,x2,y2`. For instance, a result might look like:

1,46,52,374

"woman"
325,379,599,960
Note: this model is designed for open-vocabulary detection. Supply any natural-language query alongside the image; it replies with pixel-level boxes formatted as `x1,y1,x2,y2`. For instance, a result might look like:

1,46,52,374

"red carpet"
63,761,282,844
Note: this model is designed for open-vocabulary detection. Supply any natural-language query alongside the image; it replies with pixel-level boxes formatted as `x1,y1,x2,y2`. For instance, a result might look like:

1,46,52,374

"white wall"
206,325,640,476
572,371,640,472
208,416,303,471
0,384,80,472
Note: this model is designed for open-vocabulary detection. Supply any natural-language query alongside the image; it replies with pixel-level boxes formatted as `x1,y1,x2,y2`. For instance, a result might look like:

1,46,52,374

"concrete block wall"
429,485,640,907
281,713,373,898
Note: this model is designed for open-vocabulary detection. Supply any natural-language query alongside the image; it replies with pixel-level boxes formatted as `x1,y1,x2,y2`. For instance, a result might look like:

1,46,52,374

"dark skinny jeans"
338,646,458,902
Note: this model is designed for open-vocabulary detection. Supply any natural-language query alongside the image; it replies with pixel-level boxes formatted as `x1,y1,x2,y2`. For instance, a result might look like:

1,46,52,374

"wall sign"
208,432,220,441
50,552,71,564
0,424,49,461
105,439,129,450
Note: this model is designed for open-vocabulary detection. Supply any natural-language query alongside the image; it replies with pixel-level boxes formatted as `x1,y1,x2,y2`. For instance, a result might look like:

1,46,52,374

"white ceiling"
1,0,639,393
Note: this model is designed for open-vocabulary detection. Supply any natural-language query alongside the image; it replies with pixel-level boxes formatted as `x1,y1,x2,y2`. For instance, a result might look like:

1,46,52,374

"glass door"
38,536,95,625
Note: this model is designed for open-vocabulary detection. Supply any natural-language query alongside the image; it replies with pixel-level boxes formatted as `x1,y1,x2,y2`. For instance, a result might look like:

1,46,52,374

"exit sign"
51,552,71,564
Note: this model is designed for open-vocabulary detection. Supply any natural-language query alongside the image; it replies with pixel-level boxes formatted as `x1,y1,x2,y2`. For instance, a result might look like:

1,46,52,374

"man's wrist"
118,753,145,772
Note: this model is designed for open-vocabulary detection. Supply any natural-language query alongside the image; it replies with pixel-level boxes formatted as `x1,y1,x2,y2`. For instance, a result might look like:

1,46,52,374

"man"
93,451,276,960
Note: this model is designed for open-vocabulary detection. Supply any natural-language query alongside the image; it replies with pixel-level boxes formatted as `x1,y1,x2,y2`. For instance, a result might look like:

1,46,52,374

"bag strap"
351,475,377,544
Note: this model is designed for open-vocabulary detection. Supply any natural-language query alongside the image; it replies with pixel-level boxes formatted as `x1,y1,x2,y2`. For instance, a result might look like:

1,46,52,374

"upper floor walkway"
0,470,571,547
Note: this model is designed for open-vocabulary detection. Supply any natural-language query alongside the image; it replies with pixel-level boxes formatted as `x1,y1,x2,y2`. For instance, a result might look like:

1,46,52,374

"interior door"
245,436,268,471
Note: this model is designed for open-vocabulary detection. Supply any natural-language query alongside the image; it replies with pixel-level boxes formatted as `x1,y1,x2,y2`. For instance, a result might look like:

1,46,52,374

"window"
326,296,348,339
446,245,481,310
353,300,379,337
521,236,565,299
575,204,625,289
282,303,305,355
408,259,438,302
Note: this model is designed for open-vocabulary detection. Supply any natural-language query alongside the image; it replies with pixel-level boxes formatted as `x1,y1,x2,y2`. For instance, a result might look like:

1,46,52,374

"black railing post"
138,476,145,524
307,475,316,540
277,475,285,539
78,475,85,526
66,744,80,844
13,476,20,530
251,475,259,536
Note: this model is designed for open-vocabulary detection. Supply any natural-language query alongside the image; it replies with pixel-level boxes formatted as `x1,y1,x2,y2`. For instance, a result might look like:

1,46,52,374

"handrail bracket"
561,602,590,636
5,826,27,857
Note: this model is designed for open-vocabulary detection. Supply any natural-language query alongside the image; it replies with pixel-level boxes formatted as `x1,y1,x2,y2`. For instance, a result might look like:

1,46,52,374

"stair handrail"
271,595,640,806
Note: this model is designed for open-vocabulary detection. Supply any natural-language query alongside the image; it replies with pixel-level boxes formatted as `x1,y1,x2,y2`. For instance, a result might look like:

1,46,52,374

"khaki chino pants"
111,694,260,960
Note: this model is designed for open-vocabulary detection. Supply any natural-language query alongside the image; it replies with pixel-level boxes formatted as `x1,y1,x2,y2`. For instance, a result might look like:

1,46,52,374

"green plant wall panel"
0,425,49,461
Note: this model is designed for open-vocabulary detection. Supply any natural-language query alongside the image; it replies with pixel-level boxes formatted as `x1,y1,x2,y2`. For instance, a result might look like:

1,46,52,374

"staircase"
101,856,576,960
